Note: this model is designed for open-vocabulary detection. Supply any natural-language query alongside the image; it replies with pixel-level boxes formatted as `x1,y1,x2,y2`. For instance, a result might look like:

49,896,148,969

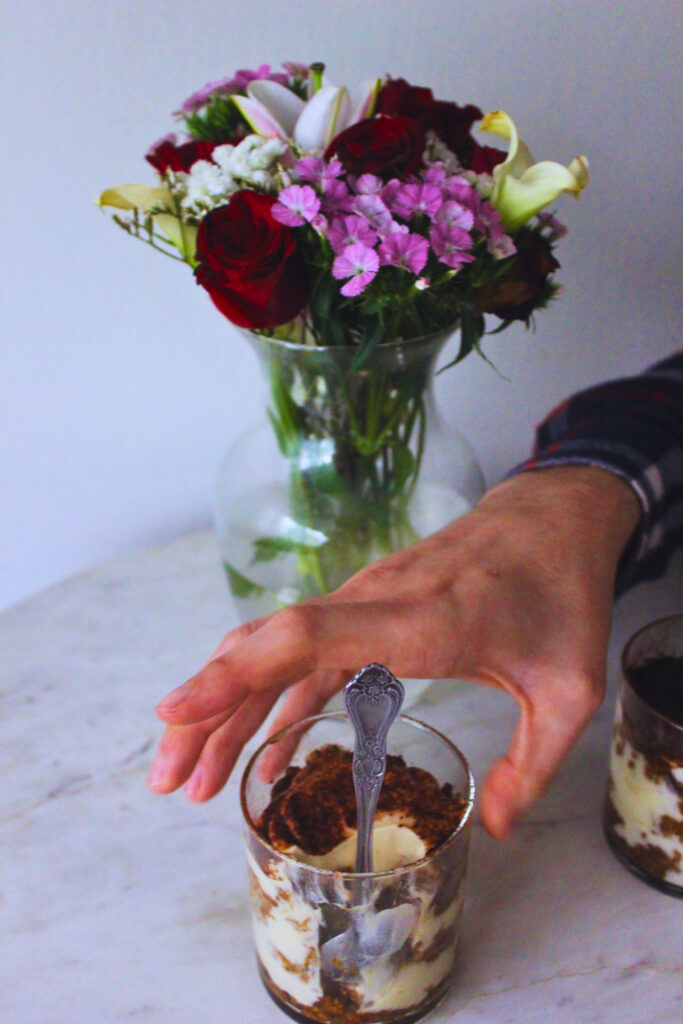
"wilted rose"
473,231,560,322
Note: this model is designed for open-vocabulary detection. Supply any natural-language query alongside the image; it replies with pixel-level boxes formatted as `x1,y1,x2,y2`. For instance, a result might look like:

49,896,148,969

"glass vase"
214,327,484,623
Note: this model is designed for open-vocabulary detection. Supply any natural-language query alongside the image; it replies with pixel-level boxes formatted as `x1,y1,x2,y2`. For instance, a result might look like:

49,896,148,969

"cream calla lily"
97,183,171,212
481,110,589,231
97,183,196,260
232,76,382,151
151,214,197,261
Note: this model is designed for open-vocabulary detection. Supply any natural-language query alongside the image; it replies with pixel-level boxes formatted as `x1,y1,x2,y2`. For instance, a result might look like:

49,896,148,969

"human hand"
147,465,640,838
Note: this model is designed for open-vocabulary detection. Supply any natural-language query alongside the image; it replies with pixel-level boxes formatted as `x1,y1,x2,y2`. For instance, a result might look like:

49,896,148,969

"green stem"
309,62,325,93
113,214,189,264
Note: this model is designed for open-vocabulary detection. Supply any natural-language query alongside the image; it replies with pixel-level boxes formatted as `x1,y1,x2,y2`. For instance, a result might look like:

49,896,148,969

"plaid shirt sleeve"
509,351,683,594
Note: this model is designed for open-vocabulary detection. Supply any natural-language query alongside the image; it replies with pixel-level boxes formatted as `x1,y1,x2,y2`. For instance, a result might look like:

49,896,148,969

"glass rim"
240,710,475,880
621,612,683,730
240,324,459,357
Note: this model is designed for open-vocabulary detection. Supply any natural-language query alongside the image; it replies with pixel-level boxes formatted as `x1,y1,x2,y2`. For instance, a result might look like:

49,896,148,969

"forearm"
480,465,642,581
507,352,683,592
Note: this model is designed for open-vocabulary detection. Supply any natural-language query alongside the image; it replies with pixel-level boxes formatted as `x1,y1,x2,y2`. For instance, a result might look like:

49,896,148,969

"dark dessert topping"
256,743,467,856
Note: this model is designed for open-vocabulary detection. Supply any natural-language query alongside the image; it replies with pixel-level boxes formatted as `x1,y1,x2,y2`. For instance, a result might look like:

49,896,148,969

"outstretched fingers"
154,599,430,728
183,687,285,801
258,669,352,782
479,671,603,838
147,708,237,794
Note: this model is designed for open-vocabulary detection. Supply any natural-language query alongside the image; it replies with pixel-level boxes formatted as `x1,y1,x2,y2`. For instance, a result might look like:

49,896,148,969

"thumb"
479,676,602,839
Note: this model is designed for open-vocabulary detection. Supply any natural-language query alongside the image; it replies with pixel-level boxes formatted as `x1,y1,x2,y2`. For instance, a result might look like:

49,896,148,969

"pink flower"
351,193,394,236
536,211,568,241
321,178,354,214
283,61,311,80
434,200,474,232
332,243,380,297
429,222,475,270
352,173,384,195
295,156,344,185
228,65,288,90
479,203,517,258
181,77,236,113
311,213,329,236
378,232,429,274
380,179,402,209
271,185,321,227
423,166,447,186
443,175,481,210
488,233,517,259
327,214,379,255
388,183,443,220
180,65,289,113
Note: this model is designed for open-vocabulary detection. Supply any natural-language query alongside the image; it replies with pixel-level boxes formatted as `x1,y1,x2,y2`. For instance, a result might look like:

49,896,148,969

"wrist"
479,465,642,564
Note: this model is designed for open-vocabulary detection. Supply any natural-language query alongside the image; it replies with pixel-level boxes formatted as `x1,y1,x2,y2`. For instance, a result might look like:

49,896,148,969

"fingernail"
156,681,193,714
184,767,204,800
147,760,167,791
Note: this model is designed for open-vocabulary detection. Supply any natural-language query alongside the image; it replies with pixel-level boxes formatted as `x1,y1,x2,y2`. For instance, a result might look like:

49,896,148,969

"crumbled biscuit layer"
257,743,467,856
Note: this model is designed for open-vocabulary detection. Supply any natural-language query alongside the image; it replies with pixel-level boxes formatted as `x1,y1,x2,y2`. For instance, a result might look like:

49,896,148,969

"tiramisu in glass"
604,614,683,897
241,712,474,1022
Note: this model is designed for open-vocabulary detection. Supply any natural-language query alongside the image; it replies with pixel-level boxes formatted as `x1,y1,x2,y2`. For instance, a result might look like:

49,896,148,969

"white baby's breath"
465,170,494,198
423,132,462,174
224,135,288,177
174,135,288,218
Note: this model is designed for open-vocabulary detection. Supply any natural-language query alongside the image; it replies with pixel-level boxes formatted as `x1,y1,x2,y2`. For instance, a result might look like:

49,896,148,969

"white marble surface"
2,532,682,1024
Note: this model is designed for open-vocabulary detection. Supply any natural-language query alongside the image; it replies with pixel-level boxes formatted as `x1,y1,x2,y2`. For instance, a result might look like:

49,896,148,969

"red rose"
376,78,506,172
195,191,308,329
376,78,435,131
474,232,560,322
146,137,217,173
326,116,425,179
468,143,508,175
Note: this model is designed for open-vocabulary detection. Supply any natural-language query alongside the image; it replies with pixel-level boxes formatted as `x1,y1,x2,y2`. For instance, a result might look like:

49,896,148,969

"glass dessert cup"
240,712,475,1024
604,613,683,897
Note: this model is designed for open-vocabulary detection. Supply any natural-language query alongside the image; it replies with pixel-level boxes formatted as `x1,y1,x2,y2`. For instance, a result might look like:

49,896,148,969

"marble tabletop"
2,532,682,1024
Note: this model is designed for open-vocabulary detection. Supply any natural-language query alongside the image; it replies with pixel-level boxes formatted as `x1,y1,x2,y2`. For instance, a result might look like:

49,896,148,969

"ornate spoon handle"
344,664,405,873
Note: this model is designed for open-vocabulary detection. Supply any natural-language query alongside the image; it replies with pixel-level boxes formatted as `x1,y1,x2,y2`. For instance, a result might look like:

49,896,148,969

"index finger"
155,598,420,725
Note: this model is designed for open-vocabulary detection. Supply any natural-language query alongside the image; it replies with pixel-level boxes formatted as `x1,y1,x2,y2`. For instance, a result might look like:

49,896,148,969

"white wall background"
1,0,680,611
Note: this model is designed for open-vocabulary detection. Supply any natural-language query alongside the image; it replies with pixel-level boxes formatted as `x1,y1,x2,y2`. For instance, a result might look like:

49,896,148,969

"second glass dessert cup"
240,712,475,1024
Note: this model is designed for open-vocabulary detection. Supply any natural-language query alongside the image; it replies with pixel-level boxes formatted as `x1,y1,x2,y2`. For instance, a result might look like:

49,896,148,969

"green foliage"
251,536,304,563
223,561,265,599
267,362,305,457
387,444,415,495
184,96,248,144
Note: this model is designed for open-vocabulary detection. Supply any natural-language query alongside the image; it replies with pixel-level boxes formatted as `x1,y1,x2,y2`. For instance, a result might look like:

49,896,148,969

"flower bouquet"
100,61,588,616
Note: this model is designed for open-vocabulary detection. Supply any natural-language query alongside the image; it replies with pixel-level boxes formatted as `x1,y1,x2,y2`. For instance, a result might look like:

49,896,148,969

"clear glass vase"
215,327,484,623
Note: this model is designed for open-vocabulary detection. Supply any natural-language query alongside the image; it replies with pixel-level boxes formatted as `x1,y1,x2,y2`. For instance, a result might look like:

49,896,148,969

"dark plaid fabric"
510,351,683,594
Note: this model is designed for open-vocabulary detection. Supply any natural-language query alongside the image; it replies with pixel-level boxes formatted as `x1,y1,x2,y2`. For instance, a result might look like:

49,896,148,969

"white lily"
232,74,382,151
480,110,589,231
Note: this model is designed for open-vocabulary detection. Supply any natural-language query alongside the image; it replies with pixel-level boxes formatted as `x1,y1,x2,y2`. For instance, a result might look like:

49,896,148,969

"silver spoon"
344,663,405,873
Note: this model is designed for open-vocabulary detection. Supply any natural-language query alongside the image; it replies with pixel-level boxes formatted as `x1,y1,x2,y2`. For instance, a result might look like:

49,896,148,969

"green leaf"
351,316,386,370
267,362,304,457
251,536,304,563
223,561,265,599
388,444,416,494
184,95,248,143
436,307,485,374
